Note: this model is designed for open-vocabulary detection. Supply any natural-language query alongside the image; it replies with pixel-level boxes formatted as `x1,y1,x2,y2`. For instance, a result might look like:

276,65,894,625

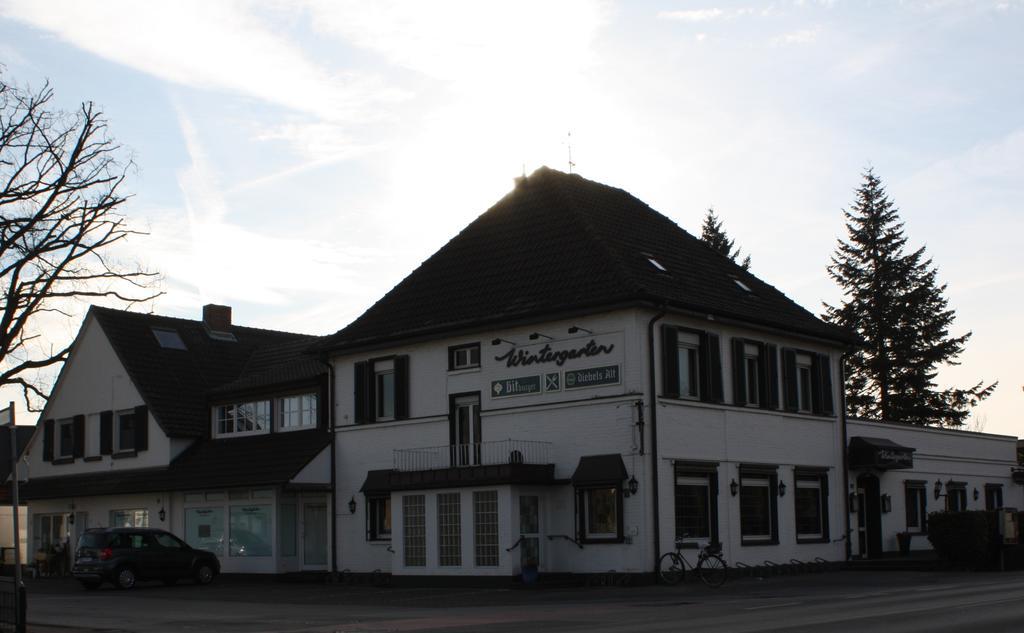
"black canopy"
849,436,915,470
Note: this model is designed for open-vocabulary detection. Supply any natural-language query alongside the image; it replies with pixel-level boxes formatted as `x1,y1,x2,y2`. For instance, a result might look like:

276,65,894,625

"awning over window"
571,454,628,486
848,436,915,470
360,469,394,495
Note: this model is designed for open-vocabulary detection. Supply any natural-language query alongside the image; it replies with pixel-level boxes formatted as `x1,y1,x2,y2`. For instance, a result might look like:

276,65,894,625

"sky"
0,0,1021,435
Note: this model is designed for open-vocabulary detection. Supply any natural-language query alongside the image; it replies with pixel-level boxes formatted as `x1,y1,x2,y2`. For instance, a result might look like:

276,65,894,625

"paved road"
24,570,1024,632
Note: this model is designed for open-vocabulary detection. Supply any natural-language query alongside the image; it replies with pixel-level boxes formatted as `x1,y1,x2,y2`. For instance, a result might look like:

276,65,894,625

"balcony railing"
393,439,552,472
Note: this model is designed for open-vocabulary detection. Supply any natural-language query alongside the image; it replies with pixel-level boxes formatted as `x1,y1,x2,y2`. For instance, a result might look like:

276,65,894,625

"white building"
20,305,333,575
319,167,1021,582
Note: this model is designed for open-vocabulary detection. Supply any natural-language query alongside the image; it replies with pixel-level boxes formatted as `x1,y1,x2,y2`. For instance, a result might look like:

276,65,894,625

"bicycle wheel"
658,552,684,585
697,554,728,588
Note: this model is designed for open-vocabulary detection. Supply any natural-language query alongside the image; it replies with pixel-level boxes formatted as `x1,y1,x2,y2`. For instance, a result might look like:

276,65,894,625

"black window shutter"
697,332,711,402
100,411,113,455
661,325,679,398
756,342,770,410
817,353,834,415
73,414,85,458
782,349,798,412
766,344,780,410
447,395,458,467
394,355,410,420
42,419,54,462
354,361,370,424
704,333,724,403
134,405,149,451
731,338,746,406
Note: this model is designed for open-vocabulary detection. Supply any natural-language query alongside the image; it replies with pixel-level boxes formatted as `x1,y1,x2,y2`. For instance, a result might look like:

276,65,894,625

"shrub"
927,511,996,569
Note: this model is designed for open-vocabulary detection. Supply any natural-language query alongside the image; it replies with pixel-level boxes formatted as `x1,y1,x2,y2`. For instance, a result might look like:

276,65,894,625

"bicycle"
658,536,728,587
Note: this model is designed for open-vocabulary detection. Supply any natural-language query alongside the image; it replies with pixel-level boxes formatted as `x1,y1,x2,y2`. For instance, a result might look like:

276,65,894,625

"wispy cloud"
658,8,727,22
772,26,822,46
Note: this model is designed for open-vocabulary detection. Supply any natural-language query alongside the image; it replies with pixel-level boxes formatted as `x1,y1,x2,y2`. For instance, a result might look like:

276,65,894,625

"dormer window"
215,400,270,437
278,394,318,431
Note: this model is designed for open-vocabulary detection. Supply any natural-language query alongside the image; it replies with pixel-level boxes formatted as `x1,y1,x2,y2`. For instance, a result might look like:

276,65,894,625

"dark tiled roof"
91,307,323,437
318,167,849,352
208,338,326,396
19,429,330,500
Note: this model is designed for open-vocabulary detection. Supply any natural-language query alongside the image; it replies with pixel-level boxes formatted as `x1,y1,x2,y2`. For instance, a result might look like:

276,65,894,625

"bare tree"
1,74,160,410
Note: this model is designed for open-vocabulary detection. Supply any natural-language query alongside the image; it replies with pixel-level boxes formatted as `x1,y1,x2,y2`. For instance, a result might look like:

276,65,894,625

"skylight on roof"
733,278,753,293
646,256,668,273
152,327,187,350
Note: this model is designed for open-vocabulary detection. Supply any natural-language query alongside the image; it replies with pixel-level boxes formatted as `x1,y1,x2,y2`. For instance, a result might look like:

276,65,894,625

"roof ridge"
89,305,318,339
543,171,648,298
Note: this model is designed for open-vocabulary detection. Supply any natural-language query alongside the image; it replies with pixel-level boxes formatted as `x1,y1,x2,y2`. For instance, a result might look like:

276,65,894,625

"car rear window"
78,533,107,548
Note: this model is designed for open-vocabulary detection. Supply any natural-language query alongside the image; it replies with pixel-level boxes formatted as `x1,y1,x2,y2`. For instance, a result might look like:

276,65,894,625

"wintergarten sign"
494,338,614,368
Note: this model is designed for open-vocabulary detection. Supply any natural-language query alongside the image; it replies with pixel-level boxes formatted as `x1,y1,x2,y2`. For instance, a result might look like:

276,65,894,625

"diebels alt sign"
495,338,614,369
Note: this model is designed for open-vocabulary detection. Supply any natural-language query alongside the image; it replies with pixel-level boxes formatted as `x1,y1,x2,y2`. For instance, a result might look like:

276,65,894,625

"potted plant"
897,531,912,556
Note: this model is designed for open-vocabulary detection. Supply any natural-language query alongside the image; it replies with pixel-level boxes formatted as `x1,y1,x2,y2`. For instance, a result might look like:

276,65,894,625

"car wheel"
194,563,215,585
80,580,102,590
115,566,137,590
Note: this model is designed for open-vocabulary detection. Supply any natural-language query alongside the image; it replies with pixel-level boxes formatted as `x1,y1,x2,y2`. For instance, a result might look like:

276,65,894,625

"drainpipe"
839,353,851,561
646,309,666,576
326,360,338,576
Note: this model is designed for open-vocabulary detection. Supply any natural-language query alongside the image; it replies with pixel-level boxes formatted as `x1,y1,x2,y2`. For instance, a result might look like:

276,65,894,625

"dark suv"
73,528,220,590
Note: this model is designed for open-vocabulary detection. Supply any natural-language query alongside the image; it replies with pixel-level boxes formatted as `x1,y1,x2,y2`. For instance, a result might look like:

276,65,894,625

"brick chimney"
202,304,232,333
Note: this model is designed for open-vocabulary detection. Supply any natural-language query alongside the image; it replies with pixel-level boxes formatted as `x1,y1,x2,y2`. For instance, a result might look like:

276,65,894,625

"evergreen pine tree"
824,169,996,427
700,208,751,269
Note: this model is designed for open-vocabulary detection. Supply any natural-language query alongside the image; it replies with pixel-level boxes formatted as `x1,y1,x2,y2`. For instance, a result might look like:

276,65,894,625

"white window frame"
674,474,713,540
581,486,620,541
740,475,774,543
213,400,271,438
56,417,75,459
437,492,462,567
114,409,136,453
374,359,396,421
744,344,761,407
110,508,149,528
449,343,481,371
473,490,499,567
367,496,392,541
277,393,318,431
794,477,824,540
796,353,813,413
676,332,701,400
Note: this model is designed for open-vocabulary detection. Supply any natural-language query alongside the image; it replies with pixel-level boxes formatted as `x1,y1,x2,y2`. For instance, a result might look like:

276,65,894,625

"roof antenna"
567,131,575,174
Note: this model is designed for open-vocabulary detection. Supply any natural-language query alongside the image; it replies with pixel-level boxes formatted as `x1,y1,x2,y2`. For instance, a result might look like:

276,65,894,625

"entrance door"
519,496,540,571
453,395,481,466
302,503,327,568
856,474,883,558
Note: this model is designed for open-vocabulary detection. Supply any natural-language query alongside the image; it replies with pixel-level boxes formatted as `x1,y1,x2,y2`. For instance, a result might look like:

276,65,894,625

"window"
448,343,481,371
985,484,1003,511
354,356,409,424
450,394,481,466
794,470,829,543
278,394,317,430
215,400,270,436
229,505,272,557
946,483,967,512
279,504,297,557
57,418,74,458
437,493,461,566
732,339,774,408
578,487,622,542
473,491,499,567
796,355,813,413
645,254,668,272
905,482,927,533
185,507,224,555
110,509,149,528
151,327,187,350
661,326,723,403
367,496,391,541
375,360,395,420
676,332,700,399
115,409,135,451
154,532,186,549
403,495,426,567
740,469,778,545
674,463,719,542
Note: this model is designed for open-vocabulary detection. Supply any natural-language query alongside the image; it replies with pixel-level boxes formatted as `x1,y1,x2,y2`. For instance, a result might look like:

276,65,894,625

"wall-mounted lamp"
68,513,75,525
491,338,516,346
849,492,860,513
568,326,593,335
528,332,553,341
159,507,166,522
730,479,739,497
881,494,892,513
348,496,357,514
778,481,787,497
627,476,639,496
934,479,945,500
973,488,980,501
